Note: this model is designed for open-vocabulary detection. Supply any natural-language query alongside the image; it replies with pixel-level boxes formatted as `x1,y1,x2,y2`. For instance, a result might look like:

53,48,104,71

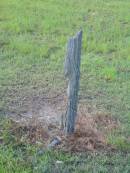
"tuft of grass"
108,134,130,151
101,67,117,81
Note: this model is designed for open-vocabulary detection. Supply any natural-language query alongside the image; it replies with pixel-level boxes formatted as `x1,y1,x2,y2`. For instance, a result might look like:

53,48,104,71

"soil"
8,94,119,152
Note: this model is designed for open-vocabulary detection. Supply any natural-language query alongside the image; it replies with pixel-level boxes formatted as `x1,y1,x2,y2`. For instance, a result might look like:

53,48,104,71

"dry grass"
58,113,118,153
6,102,120,153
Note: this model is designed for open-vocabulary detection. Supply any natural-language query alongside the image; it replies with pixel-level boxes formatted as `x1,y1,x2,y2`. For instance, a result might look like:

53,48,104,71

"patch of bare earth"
8,96,119,152
58,114,118,152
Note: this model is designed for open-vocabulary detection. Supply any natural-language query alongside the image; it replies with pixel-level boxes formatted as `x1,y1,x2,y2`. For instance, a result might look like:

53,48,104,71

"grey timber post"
64,30,82,134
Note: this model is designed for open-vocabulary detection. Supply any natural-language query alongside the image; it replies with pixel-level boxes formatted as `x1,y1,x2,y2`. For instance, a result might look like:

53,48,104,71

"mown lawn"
0,0,130,172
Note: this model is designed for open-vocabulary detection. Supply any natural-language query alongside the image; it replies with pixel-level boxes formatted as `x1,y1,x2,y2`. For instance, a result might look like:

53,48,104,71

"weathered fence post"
64,30,82,134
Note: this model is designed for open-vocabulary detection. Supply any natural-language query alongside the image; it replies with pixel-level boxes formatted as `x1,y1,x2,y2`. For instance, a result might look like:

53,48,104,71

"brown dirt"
4,120,49,146
9,94,67,127
7,97,119,152
58,113,118,153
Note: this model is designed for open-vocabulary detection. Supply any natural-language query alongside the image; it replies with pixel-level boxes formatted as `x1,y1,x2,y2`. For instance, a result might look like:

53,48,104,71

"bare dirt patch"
58,114,118,153
8,121,49,145
7,97,119,152
9,94,67,126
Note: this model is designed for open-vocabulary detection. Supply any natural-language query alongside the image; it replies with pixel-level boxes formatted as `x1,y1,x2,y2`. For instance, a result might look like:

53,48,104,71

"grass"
1,145,130,173
0,117,130,173
1,0,130,172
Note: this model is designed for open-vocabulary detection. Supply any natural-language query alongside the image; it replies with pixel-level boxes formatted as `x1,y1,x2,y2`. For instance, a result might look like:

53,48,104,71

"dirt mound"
60,129,106,152
57,114,118,152
5,120,49,146
7,100,119,153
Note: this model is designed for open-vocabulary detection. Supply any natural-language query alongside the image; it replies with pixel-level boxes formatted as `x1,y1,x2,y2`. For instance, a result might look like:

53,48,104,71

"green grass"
1,0,130,172
0,117,130,173
0,139,130,173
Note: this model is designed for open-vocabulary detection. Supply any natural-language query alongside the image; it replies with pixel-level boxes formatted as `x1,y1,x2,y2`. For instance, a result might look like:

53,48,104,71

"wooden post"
64,30,82,134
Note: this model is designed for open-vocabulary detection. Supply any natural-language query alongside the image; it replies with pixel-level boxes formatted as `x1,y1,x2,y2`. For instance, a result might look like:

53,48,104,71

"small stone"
48,136,61,148
56,160,63,164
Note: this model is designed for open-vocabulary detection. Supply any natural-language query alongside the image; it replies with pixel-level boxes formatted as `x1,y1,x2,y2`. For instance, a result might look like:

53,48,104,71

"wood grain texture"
64,30,82,134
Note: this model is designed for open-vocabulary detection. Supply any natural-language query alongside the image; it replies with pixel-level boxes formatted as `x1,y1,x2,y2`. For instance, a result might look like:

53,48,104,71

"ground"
0,0,130,172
